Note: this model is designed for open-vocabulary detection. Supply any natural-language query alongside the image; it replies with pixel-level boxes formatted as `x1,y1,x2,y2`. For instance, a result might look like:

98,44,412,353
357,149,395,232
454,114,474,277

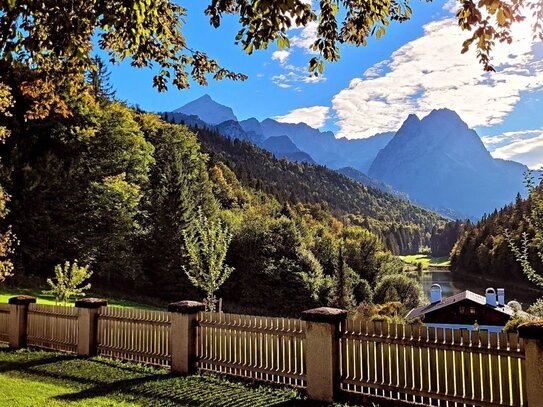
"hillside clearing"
0,288,160,310
400,254,450,268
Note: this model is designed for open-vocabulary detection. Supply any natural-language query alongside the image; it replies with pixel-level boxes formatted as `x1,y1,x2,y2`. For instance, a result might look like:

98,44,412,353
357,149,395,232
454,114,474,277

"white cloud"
332,17,543,138
274,106,330,128
482,129,543,147
290,21,319,54
490,130,543,169
272,70,326,88
443,0,459,13
272,50,290,64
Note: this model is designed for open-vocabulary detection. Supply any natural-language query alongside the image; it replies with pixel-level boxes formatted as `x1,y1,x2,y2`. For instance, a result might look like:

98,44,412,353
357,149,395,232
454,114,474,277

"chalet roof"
406,290,527,321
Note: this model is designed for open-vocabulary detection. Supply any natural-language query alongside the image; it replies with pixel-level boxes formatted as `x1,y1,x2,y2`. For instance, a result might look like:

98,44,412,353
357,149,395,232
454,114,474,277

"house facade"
406,285,523,333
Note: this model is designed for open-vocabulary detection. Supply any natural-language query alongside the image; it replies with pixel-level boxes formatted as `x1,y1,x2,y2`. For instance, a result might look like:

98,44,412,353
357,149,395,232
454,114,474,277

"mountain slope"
174,94,237,125
195,126,446,254
337,166,408,199
369,109,527,218
261,135,315,163
260,119,393,172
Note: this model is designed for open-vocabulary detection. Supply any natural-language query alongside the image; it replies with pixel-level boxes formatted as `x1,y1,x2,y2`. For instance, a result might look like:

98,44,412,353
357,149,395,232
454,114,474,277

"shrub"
47,260,92,304
373,274,423,311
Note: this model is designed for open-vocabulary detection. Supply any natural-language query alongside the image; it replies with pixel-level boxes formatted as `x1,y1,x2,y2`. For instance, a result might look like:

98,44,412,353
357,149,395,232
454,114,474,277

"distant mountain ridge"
369,109,528,219
170,95,392,172
167,96,528,220
174,94,237,124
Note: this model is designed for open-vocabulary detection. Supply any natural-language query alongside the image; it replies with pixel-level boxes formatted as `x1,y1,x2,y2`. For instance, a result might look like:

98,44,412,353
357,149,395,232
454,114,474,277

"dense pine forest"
451,190,543,290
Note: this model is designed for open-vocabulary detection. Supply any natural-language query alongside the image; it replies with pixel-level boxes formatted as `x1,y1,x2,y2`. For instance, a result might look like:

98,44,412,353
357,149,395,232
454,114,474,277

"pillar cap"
518,320,543,340
75,298,108,309
168,300,205,314
8,295,37,305
301,307,348,323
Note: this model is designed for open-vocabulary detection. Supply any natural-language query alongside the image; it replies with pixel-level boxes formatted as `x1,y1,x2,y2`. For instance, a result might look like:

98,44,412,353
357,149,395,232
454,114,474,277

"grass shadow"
0,348,76,373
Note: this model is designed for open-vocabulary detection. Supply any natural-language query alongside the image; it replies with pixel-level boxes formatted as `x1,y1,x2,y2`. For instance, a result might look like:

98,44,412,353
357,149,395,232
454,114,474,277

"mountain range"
166,95,528,219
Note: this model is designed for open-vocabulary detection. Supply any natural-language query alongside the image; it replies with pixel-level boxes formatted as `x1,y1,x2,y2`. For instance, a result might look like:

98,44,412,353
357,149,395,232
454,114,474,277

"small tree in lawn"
47,261,93,305
183,210,234,312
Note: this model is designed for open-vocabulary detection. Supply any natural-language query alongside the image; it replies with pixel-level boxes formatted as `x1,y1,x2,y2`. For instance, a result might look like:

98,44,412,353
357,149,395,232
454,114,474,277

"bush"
356,301,406,324
528,298,543,318
373,274,423,311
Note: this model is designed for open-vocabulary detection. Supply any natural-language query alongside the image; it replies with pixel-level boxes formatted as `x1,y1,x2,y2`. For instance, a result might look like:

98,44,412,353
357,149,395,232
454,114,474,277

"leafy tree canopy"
1,0,541,112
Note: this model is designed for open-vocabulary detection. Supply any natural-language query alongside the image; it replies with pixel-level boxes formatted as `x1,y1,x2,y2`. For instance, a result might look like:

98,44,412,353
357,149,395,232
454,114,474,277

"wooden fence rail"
97,307,172,367
0,303,9,343
26,303,79,353
3,298,543,406
195,311,307,387
339,319,527,407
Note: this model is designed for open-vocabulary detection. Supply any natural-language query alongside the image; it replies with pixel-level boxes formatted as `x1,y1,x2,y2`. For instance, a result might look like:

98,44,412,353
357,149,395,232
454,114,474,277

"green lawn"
0,287,160,310
0,348,350,406
399,254,450,268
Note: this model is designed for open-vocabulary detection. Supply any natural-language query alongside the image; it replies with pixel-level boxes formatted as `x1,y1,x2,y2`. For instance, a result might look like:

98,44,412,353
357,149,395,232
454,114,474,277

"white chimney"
485,288,497,307
430,284,442,304
497,288,505,306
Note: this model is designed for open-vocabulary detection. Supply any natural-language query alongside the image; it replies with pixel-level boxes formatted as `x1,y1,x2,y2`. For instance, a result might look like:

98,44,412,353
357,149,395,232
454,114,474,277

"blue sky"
101,0,543,169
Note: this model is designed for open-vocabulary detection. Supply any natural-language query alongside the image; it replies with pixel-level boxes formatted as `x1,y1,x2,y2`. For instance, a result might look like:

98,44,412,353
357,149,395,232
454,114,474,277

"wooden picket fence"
195,311,307,387
339,319,527,407
1,301,535,406
97,307,172,367
26,303,79,353
0,303,9,343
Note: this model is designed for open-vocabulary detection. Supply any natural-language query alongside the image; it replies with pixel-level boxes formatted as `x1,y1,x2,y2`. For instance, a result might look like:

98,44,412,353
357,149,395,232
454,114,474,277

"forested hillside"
195,127,446,255
0,66,434,316
451,191,543,287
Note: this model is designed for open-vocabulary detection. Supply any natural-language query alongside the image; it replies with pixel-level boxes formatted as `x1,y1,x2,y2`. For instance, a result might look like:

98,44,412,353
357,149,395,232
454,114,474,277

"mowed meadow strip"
339,319,527,407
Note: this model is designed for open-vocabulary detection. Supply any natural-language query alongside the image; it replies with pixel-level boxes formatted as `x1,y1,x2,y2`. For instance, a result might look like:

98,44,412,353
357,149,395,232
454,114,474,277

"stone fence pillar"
518,321,543,407
75,298,108,356
301,307,348,402
168,300,205,375
8,295,36,349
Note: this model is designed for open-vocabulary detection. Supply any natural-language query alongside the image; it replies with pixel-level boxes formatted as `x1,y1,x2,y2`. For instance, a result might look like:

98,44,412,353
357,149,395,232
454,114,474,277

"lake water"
420,268,542,308
420,269,461,300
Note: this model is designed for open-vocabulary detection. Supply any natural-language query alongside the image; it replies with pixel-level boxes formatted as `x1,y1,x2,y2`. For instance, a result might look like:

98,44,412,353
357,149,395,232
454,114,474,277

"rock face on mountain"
369,109,527,218
174,94,237,125
261,136,315,164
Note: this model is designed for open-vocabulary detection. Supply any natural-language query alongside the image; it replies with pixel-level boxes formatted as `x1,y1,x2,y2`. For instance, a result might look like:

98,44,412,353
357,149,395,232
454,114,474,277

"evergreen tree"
142,117,217,298
332,245,355,310
86,56,116,101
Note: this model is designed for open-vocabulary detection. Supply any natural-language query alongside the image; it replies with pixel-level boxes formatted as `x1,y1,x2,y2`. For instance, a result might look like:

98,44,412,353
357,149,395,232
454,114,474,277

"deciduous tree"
506,170,543,288
47,260,92,304
183,210,234,311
